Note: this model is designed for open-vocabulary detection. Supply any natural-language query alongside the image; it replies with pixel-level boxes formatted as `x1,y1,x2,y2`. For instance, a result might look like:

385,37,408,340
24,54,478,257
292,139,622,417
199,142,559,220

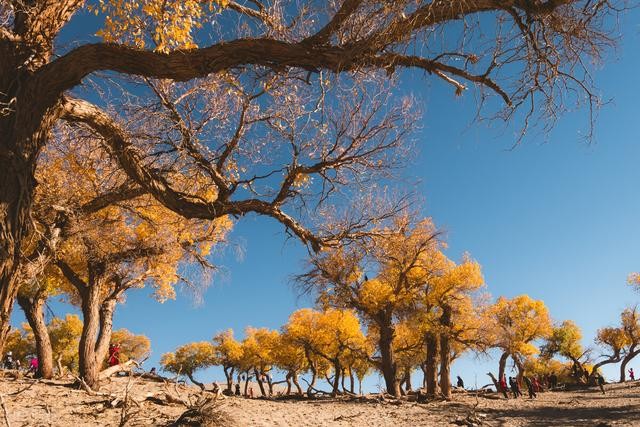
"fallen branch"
0,393,10,427
99,360,138,380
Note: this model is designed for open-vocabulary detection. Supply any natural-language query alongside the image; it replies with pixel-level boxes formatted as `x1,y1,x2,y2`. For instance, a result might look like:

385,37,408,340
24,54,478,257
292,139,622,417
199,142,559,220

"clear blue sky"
10,6,640,390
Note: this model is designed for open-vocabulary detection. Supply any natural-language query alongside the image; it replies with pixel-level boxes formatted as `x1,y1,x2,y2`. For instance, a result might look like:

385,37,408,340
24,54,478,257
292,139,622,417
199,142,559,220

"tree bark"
498,352,509,383
424,331,439,396
378,315,400,397
17,294,54,379
223,366,234,392
439,304,452,399
331,360,342,397
78,282,102,389
620,345,639,383
404,369,412,392
254,368,267,396
349,369,355,394
292,373,303,395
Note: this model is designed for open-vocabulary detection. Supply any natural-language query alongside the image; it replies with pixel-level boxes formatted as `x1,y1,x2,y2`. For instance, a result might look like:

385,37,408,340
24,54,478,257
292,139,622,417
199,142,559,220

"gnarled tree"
0,0,624,352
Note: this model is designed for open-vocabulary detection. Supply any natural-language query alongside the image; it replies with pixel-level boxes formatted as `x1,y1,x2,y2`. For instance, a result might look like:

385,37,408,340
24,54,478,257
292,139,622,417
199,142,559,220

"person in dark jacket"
509,377,522,398
523,376,537,399
456,376,464,389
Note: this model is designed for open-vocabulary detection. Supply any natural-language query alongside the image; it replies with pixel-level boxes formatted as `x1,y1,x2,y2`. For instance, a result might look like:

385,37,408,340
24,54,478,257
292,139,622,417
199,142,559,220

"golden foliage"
92,0,229,52
161,341,216,375
110,328,151,363
486,295,553,357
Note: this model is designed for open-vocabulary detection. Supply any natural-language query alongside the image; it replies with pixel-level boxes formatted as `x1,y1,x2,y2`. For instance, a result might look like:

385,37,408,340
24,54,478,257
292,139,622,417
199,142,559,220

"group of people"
2,351,39,375
497,374,547,399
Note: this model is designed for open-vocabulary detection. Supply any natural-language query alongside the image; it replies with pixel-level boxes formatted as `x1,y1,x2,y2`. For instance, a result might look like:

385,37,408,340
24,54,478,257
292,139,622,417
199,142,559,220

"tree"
300,216,485,398
32,130,231,389
425,255,485,398
272,332,309,396
541,320,588,380
486,295,553,382
48,314,83,374
285,308,368,396
0,0,623,354
591,326,626,380
618,307,640,382
161,341,216,390
299,217,442,396
5,313,83,375
212,329,243,393
109,328,151,365
239,327,280,397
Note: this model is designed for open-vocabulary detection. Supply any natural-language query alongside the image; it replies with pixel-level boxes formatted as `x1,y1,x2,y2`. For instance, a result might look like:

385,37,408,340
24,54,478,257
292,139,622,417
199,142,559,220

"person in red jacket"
108,343,121,367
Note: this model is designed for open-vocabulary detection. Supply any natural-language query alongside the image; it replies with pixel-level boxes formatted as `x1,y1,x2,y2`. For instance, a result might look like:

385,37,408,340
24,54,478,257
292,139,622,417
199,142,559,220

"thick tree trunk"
404,369,412,392
424,331,439,396
513,356,525,384
0,157,37,354
17,294,54,379
223,366,234,392
331,360,342,397
349,369,355,394
292,373,303,395
96,298,116,366
79,285,102,388
439,305,452,399
285,373,292,395
498,352,509,383
254,368,267,396
77,265,113,390
378,316,400,397
620,346,639,383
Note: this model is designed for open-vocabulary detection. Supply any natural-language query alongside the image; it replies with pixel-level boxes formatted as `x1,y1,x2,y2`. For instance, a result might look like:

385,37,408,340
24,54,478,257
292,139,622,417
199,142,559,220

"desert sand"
1,374,639,426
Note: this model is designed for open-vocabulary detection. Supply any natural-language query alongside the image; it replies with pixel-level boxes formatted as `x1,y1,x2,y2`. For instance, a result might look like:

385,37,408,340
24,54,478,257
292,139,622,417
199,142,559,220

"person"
597,374,606,394
549,373,558,389
108,343,121,367
533,376,542,393
150,367,157,375
456,376,464,389
629,368,635,381
235,383,241,396
248,387,254,398
28,356,39,374
523,376,537,399
499,374,509,399
3,352,13,369
509,377,522,398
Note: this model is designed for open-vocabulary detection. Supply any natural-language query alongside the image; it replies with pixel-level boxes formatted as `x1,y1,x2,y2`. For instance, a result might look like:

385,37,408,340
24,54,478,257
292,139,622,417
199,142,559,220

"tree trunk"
285,372,292,395
439,304,452,399
331,360,341,397
0,138,39,355
17,294,53,379
243,371,250,396
292,373,303,395
305,350,317,397
498,352,509,383
254,368,267,396
620,345,639,383
187,372,206,390
349,369,355,394
424,331,439,396
96,298,116,366
513,356,525,384
223,366,234,392
404,369,412,392
79,283,102,389
378,316,400,397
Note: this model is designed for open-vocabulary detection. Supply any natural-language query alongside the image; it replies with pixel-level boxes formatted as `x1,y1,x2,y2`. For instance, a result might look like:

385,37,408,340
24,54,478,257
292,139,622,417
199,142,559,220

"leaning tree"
0,0,625,351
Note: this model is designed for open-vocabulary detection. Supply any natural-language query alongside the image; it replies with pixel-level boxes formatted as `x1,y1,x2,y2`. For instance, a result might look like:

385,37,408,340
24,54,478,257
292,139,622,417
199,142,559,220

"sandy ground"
1,374,639,426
